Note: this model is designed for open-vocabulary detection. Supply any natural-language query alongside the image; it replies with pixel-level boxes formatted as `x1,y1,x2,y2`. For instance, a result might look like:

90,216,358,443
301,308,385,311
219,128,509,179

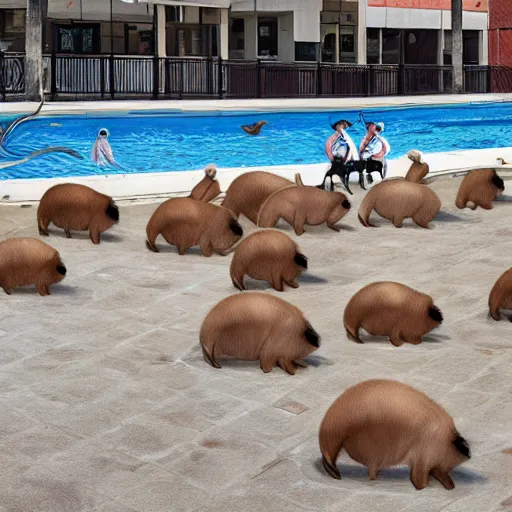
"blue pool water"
0,102,511,180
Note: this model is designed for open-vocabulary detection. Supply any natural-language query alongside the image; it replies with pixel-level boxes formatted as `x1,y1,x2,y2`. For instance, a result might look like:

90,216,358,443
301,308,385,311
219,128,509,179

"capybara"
455,169,505,210
241,120,267,135
37,183,119,244
319,379,471,490
145,197,243,256
405,150,429,183
257,175,351,235
358,179,441,229
200,292,320,374
230,230,308,292
189,164,221,203
0,237,66,296
343,281,443,346
488,267,512,321
221,171,294,223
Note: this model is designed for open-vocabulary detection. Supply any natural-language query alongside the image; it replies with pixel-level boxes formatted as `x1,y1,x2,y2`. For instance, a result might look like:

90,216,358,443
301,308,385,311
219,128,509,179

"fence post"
218,57,223,99
50,51,57,101
256,59,262,98
487,65,492,94
317,61,322,97
398,63,405,95
0,51,5,102
109,54,115,100
179,59,184,100
100,56,105,99
152,55,159,99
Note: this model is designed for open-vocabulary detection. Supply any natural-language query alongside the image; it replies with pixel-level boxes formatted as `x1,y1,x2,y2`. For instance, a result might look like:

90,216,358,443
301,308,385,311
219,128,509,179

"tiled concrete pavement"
0,176,511,512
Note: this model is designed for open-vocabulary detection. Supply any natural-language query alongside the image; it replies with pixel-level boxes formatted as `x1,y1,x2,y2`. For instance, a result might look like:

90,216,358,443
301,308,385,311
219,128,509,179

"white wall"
278,12,294,61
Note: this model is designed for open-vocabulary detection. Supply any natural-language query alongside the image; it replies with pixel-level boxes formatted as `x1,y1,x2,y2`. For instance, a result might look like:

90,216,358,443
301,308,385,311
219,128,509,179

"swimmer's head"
331,119,352,131
98,128,110,138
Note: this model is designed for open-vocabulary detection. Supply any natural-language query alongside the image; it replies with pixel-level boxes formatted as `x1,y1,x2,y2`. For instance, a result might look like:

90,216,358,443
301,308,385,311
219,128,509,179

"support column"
25,0,46,101
357,0,367,64
220,8,229,59
157,4,166,57
451,0,463,93
437,28,444,65
335,23,340,64
480,29,488,65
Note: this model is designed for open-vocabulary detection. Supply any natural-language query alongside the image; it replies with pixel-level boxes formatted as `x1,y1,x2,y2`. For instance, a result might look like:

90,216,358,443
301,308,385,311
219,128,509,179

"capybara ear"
304,322,320,347
342,199,351,210
294,252,308,269
295,173,304,186
453,435,471,459
491,173,505,191
56,264,67,276
428,306,443,323
229,221,243,237
106,202,120,222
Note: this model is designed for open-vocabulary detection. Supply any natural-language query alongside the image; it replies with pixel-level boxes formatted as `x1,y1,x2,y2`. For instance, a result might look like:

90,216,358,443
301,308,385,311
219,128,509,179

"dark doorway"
463,30,479,64
258,17,278,57
404,30,438,64
54,23,100,54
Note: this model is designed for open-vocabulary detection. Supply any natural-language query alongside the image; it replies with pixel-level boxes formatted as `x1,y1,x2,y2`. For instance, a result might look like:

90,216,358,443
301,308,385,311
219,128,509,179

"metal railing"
2,52,512,101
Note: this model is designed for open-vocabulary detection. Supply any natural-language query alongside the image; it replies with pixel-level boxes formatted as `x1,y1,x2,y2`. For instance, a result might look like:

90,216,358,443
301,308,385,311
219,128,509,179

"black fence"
1,53,512,101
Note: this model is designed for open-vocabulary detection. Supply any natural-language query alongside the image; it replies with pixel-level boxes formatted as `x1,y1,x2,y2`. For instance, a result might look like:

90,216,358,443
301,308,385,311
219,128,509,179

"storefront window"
367,28,380,64
340,26,355,63
55,24,100,54
258,17,278,58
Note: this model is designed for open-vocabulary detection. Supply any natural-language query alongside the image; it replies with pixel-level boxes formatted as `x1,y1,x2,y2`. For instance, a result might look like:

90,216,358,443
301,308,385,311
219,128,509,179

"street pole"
25,0,46,101
452,0,463,93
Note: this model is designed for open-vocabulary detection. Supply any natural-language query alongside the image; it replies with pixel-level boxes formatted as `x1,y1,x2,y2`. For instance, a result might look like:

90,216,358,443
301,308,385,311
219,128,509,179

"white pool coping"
1,93,512,202
1,146,512,204
2,93,512,116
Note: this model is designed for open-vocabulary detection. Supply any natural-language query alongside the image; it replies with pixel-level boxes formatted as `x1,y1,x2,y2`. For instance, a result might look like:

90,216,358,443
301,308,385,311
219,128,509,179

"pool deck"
3,92,512,116
0,175,511,512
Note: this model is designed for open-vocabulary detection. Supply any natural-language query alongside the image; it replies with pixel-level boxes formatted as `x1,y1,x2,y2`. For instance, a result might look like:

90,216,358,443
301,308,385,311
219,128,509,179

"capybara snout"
428,306,443,323
492,174,505,191
56,264,67,276
294,252,308,269
106,202,120,223
305,323,321,347
229,221,244,237
454,435,471,459
342,199,351,210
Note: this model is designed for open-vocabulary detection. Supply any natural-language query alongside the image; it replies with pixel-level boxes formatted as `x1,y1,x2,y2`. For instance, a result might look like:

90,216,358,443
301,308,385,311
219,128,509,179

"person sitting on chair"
359,121,390,183
320,119,358,192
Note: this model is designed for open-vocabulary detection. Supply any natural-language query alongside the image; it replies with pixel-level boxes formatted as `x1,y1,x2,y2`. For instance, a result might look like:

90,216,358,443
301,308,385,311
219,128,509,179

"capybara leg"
65,230,72,239
3,287,12,295
368,466,380,481
327,222,341,232
200,242,213,257
277,358,297,376
431,469,455,490
389,331,405,347
410,466,430,490
271,272,284,292
346,328,363,344
407,336,423,345
294,359,308,368
322,455,341,480
36,283,48,296
284,278,299,289
146,240,159,253
479,201,494,210
413,218,431,229
392,217,404,228
177,244,188,256
89,229,101,245
292,211,306,236
260,358,274,373
231,274,246,291
38,225,49,236
37,215,50,236
202,345,221,369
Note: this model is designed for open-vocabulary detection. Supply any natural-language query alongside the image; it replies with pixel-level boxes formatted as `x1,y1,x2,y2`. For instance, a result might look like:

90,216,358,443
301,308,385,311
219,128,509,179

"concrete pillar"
451,0,463,93
437,28,444,65
157,4,166,57
25,0,46,101
480,29,488,65
335,23,340,64
357,0,367,64
220,8,229,59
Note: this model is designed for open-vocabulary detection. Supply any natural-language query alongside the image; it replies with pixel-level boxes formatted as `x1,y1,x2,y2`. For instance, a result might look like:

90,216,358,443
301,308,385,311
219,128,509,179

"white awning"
136,0,231,7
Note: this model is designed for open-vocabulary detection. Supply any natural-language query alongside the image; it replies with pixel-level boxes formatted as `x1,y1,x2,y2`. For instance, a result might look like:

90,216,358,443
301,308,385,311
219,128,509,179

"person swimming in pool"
91,128,116,167
359,121,391,182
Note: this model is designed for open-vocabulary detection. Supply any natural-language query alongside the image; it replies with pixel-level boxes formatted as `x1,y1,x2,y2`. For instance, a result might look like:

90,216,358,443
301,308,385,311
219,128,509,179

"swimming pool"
1,102,511,180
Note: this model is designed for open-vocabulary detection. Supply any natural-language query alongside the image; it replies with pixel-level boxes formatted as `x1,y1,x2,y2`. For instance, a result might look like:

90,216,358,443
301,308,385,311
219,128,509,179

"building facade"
488,0,512,65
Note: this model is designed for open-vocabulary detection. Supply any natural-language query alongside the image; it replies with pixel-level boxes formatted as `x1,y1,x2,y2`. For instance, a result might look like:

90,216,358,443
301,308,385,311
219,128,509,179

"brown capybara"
221,171,294,224
319,379,471,490
230,230,308,292
358,179,441,229
488,267,512,321
343,281,443,346
200,292,320,375
0,237,66,296
189,164,221,203
405,150,429,183
145,197,243,256
257,175,351,235
241,120,267,135
455,169,505,210
37,183,119,244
